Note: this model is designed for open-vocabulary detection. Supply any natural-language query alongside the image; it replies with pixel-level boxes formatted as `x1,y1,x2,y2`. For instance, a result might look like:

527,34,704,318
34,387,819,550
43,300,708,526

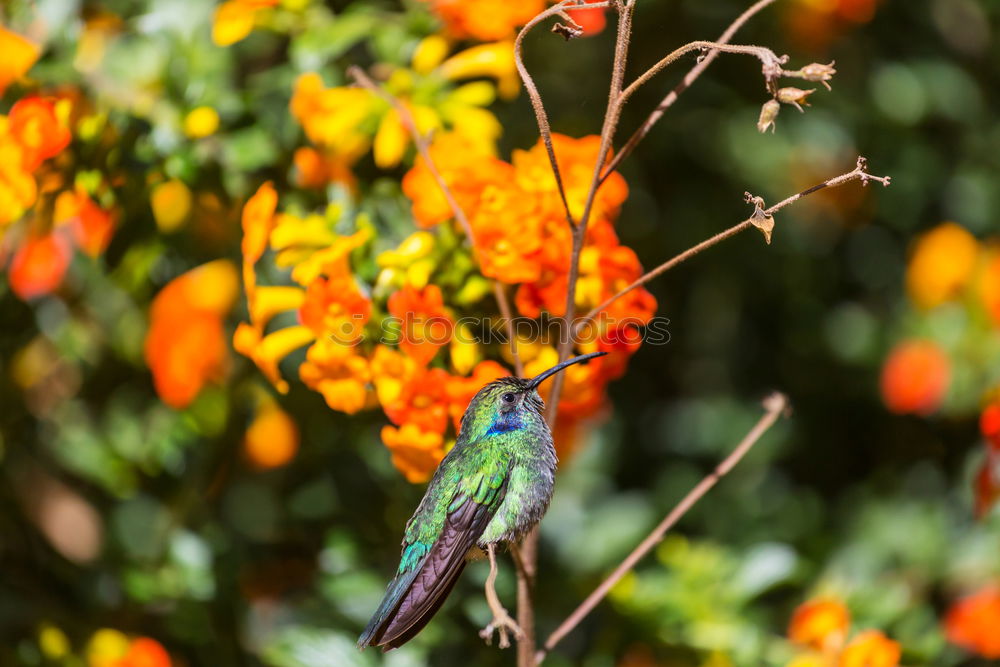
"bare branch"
514,1,615,225
621,40,786,105
599,0,777,185
575,158,891,333
536,392,791,662
348,65,525,377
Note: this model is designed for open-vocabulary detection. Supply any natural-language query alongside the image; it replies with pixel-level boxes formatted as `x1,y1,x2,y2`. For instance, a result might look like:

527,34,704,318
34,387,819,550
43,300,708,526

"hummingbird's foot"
479,543,523,649
479,609,523,649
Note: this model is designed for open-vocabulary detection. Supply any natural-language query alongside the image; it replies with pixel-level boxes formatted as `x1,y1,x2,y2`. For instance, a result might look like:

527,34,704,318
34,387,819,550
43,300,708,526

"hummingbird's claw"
479,609,523,649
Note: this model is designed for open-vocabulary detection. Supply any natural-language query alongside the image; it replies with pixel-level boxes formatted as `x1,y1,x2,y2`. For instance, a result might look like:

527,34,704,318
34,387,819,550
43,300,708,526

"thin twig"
348,65,524,376
514,1,614,225
576,158,891,333
536,392,791,662
599,0,777,185
621,40,784,105
548,1,636,428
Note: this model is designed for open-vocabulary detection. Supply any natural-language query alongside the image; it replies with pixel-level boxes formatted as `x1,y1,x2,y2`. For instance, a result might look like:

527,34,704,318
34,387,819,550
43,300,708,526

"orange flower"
244,400,299,469
880,340,950,415
420,0,545,41
0,27,40,96
512,134,628,223
8,98,72,171
298,274,371,345
979,250,1000,328
144,260,239,409
299,338,372,414
381,423,445,483
54,188,116,257
402,132,512,229
446,360,510,430
905,222,978,309
838,630,900,667
388,284,454,366
113,637,172,667
242,182,278,268
8,231,73,300
944,585,1000,658
982,402,1000,449
292,147,356,190
566,0,608,36
788,598,851,652
383,366,453,434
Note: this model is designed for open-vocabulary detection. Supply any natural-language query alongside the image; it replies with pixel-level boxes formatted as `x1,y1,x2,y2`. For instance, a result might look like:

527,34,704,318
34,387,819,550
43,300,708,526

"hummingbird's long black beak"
525,351,607,391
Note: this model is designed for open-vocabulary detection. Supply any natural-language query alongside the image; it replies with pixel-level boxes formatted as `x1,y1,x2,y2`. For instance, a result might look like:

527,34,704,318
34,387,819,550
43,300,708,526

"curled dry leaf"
745,192,775,244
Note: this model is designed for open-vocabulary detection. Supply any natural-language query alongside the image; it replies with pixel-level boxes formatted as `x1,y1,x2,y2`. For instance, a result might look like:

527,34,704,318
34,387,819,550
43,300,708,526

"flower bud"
798,61,836,90
757,99,780,133
776,87,815,112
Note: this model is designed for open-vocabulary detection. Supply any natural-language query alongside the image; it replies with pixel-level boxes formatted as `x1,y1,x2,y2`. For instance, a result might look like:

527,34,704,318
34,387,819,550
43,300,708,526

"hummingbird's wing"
358,451,511,651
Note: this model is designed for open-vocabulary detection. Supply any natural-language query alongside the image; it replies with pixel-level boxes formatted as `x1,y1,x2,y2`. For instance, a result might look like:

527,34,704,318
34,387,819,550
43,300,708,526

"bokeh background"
1,0,999,666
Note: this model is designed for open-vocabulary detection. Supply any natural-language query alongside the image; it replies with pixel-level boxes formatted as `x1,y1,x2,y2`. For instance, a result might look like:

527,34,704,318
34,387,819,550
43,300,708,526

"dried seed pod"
777,87,816,112
757,99,780,133
798,61,836,90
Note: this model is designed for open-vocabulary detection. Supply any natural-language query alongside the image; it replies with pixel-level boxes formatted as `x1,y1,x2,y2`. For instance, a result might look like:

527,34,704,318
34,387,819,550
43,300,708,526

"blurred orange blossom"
788,598,850,653
880,339,950,415
944,585,1000,658
145,260,239,409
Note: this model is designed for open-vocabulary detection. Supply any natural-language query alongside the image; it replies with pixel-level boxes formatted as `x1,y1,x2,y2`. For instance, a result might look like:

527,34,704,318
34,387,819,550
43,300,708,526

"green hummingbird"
358,351,606,651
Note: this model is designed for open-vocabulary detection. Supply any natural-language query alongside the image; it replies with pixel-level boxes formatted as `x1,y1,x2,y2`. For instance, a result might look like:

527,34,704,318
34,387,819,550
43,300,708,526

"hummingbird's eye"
502,392,517,404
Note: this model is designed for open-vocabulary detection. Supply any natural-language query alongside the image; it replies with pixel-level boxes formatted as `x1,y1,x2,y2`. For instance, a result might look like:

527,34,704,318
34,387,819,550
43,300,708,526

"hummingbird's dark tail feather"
358,493,497,650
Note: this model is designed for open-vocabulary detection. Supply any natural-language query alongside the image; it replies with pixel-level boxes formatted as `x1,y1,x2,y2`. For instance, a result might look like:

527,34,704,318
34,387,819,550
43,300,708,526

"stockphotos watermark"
324,312,671,347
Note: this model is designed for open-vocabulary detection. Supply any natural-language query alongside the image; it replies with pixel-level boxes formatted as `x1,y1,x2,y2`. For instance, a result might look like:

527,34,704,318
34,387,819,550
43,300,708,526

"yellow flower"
0,27,40,96
184,106,220,138
450,322,481,375
38,623,70,659
370,344,418,407
151,179,192,233
906,222,978,309
234,324,315,393
440,41,520,99
412,35,450,74
374,108,409,168
290,73,374,159
288,227,371,286
213,0,278,46
87,628,130,667
250,285,306,328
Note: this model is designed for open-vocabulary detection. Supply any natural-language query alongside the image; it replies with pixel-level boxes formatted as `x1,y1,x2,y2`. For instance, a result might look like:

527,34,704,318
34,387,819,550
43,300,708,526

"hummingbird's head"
459,351,607,440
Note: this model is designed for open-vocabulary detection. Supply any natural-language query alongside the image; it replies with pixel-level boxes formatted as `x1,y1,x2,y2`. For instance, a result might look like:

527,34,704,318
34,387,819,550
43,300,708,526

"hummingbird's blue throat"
485,414,522,437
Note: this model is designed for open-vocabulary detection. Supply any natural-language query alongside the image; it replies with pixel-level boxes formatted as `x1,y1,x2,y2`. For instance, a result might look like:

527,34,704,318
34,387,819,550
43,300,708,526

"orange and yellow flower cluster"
1,89,117,301
786,598,901,667
881,221,1000,416
289,36,516,174
36,625,172,667
879,221,1000,515
234,132,656,481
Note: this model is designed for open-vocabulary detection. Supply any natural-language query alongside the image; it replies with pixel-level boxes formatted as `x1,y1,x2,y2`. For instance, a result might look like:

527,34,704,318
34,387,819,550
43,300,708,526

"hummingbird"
358,351,607,651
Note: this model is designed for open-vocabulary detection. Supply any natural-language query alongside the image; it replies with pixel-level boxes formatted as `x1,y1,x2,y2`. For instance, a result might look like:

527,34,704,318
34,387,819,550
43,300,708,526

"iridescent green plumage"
358,352,605,651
